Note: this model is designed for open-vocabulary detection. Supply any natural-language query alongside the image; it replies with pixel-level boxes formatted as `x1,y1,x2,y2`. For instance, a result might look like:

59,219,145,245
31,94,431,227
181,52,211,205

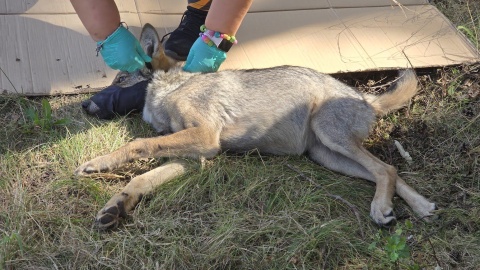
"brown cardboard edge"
8,61,478,97
3,3,478,96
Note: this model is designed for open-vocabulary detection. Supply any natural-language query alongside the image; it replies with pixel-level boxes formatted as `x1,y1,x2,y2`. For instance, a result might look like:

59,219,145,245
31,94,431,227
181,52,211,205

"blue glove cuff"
183,37,227,73
96,24,126,56
94,23,152,72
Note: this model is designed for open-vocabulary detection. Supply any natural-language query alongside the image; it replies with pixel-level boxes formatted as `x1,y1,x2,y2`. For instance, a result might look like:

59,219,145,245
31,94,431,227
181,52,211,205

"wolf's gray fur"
76,24,435,230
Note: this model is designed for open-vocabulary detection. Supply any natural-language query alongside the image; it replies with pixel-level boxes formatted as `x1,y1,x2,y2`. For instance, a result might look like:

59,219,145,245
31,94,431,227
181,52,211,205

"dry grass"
1,1,480,269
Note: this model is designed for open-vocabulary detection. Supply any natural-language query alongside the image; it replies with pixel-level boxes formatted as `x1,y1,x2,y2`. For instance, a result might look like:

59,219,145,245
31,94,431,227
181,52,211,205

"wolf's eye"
116,75,126,83
139,68,151,77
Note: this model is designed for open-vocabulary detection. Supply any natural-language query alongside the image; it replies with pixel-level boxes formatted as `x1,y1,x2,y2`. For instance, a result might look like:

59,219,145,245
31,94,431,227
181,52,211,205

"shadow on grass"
0,65,479,269
0,93,154,153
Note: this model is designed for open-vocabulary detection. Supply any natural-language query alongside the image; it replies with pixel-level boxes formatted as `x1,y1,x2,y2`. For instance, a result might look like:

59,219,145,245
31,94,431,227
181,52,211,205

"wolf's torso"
143,66,373,155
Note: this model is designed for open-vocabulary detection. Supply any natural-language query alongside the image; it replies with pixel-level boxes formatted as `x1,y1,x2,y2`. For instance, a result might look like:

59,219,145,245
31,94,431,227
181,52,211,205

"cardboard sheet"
0,0,478,95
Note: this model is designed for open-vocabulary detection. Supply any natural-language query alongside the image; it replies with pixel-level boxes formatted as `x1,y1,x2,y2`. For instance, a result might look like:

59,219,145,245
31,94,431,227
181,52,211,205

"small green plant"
447,68,463,97
384,227,411,262
23,99,70,132
458,25,479,49
1,230,25,268
369,220,420,269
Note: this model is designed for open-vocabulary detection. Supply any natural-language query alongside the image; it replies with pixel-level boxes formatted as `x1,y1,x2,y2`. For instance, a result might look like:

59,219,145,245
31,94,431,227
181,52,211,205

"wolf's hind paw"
415,202,438,222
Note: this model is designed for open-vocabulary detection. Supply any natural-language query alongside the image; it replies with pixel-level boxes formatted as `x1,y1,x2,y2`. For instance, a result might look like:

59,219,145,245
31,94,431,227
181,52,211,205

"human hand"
183,37,226,73
97,25,152,72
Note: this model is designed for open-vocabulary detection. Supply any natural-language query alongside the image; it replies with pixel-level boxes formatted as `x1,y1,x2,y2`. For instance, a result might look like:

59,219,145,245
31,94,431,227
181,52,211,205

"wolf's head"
111,23,177,88
81,24,177,119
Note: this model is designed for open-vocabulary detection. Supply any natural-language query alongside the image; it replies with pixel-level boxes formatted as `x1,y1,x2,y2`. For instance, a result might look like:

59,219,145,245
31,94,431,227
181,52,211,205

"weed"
458,25,479,47
22,99,70,132
1,230,25,268
433,0,480,50
368,220,420,269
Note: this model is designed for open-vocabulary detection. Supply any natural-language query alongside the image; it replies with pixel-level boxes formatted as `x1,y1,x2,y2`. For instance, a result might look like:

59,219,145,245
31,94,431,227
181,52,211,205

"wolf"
76,23,436,230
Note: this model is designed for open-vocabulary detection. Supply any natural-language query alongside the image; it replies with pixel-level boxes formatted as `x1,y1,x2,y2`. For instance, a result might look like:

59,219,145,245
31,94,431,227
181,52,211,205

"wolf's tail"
364,69,418,116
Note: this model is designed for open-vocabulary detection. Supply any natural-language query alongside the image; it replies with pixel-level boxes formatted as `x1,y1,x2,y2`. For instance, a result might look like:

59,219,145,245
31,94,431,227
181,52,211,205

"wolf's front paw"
94,193,129,231
74,156,116,176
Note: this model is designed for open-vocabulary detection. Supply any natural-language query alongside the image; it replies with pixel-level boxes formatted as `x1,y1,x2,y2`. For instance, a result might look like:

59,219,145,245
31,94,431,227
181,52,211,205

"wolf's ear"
140,23,175,72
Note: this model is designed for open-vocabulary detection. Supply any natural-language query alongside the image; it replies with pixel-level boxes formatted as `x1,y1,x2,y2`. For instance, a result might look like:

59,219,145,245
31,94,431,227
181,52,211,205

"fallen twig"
427,237,442,268
391,0,414,17
394,140,413,163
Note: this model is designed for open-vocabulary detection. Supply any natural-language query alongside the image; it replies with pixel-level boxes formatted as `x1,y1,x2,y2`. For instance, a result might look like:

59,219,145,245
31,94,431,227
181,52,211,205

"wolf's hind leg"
394,176,436,219
308,141,436,223
94,159,189,230
307,141,397,226
307,141,375,181
309,100,398,225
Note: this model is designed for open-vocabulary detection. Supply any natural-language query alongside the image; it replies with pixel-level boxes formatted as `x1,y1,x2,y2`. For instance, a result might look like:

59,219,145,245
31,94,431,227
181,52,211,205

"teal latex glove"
183,37,226,73
97,25,152,72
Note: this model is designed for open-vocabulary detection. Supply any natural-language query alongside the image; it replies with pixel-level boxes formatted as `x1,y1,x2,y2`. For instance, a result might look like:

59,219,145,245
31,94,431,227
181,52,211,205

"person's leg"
163,1,210,61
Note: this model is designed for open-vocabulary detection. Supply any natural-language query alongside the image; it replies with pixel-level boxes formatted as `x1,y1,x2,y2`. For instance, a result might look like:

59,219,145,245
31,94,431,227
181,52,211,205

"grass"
434,0,480,51
1,1,479,269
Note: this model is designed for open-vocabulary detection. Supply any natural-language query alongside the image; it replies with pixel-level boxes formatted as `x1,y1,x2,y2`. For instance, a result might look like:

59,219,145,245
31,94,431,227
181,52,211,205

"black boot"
163,7,207,61
81,80,150,120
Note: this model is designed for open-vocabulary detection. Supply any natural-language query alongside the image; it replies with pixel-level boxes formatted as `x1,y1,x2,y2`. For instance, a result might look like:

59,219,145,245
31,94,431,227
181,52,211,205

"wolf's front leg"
74,151,128,176
75,127,220,176
74,137,155,176
94,159,190,230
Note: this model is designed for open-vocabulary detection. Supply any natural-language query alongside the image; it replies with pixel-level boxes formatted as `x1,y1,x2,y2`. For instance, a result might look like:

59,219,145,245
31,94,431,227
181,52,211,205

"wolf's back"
364,70,418,116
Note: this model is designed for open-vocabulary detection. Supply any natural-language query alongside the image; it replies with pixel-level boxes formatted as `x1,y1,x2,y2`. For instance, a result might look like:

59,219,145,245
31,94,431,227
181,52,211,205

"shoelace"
160,9,204,44
160,11,188,43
